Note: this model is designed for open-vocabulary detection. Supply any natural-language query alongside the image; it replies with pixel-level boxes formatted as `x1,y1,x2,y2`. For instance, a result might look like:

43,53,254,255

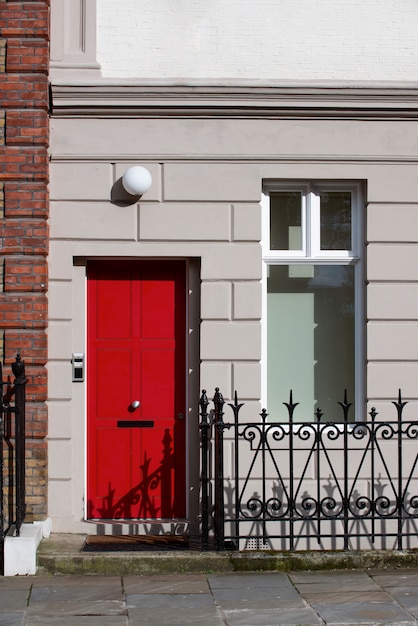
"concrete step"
36,533,418,576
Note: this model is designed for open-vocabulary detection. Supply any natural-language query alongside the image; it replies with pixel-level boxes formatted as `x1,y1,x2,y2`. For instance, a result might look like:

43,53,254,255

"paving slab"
26,600,127,616
222,606,323,625
298,590,393,603
0,577,33,589
389,594,418,619
209,571,304,610
323,623,418,626
383,586,418,598
290,571,379,587
31,574,122,587
208,572,295,589
126,592,214,608
212,588,306,610
0,613,25,626
311,600,416,624
293,580,383,593
123,573,209,594
0,589,30,610
127,606,224,625
30,584,122,603
26,617,128,626
371,571,418,587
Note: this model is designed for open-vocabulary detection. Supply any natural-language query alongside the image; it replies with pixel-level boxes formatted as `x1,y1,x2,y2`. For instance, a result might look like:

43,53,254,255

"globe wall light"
122,166,152,196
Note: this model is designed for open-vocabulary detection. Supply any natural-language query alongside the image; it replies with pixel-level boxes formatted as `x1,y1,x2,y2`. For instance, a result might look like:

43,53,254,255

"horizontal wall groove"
50,154,418,163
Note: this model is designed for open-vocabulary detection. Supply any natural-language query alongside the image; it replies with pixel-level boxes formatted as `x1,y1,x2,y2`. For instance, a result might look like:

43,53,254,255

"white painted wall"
97,0,418,81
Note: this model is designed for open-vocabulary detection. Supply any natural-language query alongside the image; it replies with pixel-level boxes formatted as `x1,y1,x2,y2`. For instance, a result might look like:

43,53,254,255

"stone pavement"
2,569,418,625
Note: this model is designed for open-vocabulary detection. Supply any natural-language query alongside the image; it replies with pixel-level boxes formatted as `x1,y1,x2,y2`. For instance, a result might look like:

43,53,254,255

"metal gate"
199,388,418,552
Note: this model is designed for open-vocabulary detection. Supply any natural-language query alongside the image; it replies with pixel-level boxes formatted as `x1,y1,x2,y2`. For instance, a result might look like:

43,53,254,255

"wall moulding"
50,83,418,119
50,0,101,79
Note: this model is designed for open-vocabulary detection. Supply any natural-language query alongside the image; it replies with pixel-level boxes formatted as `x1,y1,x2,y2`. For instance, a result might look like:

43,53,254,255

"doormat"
82,534,189,552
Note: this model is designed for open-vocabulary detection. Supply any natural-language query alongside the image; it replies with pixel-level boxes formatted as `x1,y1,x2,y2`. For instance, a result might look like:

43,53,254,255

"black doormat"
82,534,189,552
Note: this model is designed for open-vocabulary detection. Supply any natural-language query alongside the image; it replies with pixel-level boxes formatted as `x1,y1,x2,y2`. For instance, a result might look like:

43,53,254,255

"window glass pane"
267,264,355,422
320,191,352,250
270,191,302,250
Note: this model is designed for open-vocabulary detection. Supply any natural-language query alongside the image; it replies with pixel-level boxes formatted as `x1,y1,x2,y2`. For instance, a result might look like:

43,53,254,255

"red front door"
87,260,186,520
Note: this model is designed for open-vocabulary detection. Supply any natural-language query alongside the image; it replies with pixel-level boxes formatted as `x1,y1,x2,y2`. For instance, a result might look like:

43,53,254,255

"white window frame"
261,181,364,421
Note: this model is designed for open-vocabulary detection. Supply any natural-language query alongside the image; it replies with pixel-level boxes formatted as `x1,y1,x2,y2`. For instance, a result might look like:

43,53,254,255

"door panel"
87,260,186,520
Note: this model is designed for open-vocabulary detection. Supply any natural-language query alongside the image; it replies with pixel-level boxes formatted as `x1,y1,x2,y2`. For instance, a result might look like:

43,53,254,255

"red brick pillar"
0,0,49,521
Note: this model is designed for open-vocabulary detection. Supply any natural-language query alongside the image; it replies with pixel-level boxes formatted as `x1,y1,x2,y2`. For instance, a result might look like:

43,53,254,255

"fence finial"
12,353,26,383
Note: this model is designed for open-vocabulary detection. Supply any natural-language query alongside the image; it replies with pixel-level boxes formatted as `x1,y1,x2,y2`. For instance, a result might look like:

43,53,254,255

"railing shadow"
87,428,177,524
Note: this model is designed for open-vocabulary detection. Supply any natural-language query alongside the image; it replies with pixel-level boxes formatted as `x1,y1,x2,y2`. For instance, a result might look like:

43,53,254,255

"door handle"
177,413,185,420
129,400,140,412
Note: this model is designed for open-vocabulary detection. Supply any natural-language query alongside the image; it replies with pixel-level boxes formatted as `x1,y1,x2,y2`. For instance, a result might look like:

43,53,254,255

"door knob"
177,413,185,420
129,400,140,412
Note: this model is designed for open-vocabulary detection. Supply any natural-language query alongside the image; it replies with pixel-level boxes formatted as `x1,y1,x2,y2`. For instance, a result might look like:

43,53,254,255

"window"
262,182,364,421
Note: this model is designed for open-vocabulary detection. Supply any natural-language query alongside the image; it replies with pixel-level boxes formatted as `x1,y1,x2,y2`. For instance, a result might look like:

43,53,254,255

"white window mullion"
301,191,308,256
308,190,320,257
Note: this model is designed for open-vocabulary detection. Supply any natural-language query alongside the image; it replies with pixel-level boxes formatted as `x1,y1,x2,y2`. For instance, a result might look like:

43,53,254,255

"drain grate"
245,537,270,550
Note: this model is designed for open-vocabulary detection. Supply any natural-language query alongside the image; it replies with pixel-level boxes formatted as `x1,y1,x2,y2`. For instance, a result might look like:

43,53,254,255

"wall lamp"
122,166,152,196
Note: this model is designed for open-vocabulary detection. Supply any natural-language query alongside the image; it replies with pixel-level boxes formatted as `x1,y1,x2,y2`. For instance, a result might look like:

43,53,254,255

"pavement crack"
26,583,33,607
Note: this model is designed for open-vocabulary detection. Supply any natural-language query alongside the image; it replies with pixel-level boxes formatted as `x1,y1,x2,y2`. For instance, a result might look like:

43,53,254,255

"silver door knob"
130,400,140,411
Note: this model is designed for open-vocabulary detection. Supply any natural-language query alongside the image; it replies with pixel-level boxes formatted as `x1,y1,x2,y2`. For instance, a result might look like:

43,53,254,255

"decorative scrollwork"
240,496,264,519
374,422,396,440
320,497,342,518
404,422,418,439
296,496,318,518
295,424,316,441
268,425,287,443
375,496,397,517
351,423,370,440
265,497,287,519
320,423,341,442
403,495,418,515
349,495,372,517
240,424,261,444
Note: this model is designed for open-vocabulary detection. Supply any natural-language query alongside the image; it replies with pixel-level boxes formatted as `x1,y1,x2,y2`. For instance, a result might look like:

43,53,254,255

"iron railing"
1,354,27,554
199,388,418,552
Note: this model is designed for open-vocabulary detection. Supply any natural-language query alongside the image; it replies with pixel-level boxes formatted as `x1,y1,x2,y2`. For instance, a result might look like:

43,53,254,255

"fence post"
0,362,3,547
338,390,352,550
12,355,27,536
229,391,243,550
214,388,226,551
199,389,210,551
393,389,407,551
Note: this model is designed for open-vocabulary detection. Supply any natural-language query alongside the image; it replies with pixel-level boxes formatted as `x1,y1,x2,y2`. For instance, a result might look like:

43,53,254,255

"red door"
87,260,186,520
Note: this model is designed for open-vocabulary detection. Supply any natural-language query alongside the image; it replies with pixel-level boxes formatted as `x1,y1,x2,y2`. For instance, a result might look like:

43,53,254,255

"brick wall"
0,0,49,521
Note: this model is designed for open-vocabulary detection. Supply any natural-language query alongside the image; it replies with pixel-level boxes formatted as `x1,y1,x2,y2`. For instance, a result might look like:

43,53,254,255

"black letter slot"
117,420,154,428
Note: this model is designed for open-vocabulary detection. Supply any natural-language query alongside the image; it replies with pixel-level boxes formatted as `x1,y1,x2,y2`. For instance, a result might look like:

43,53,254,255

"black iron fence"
1,354,27,554
199,388,418,552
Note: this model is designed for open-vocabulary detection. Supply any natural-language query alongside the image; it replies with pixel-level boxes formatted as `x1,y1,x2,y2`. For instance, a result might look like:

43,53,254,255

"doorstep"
36,533,418,576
